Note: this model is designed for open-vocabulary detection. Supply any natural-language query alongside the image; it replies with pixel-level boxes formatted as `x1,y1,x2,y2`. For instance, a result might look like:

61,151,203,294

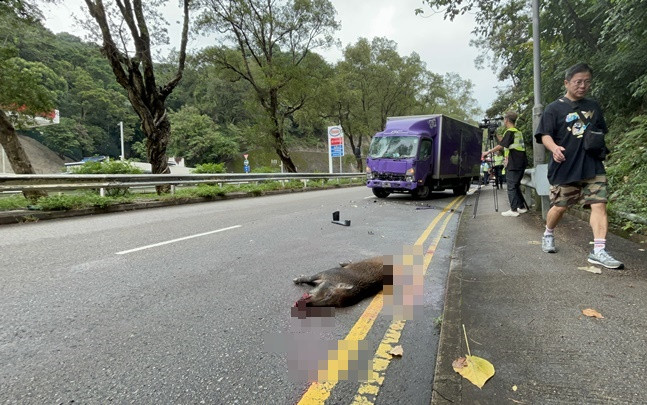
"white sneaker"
501,210,520,217
517,208,528,214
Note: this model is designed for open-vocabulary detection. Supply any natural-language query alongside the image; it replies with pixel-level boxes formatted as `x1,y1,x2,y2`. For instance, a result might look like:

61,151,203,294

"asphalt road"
0,186,466,404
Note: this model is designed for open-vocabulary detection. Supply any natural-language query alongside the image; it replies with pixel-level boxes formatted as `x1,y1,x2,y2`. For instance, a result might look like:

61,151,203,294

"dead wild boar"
293,257,385,307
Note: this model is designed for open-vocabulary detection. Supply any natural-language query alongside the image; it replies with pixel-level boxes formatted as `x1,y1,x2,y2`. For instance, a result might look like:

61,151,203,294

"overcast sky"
41,0,501,113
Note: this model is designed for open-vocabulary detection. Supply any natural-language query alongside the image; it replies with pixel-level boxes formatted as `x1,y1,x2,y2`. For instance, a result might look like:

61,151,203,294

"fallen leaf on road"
528,240,541,245
577,265,602,274
582,308,604,319
389,345,404,357
512,385,518,392
452,355,495,388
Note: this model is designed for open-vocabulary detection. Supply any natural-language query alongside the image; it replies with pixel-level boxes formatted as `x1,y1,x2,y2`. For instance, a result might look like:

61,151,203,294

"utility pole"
532,0,550,218
532,0,543,160
119,121,125,161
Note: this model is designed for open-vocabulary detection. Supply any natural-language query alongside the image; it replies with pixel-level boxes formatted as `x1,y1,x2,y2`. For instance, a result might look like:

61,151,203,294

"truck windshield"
368,136,419,159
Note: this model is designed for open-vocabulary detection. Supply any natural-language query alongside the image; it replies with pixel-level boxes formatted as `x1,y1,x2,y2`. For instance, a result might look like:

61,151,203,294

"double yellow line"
298,196,465,404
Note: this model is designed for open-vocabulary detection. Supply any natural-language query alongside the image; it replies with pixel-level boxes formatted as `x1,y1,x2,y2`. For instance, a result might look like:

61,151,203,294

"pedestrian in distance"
480,159,491,185
534,62,623,269
482,111,528,217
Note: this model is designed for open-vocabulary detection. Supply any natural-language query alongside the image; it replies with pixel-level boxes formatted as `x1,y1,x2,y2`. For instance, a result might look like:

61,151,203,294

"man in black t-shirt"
482,111,528,217
534,62,623,269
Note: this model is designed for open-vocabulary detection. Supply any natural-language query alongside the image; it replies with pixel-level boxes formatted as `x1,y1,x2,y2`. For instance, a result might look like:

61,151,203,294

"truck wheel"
452,181,470,196
372,188,390,198
412,185,431,199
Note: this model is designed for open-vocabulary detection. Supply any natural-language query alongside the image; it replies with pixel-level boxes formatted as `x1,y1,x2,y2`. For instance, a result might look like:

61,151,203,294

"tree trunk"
140,109,171,194
0,110,48,200
272,129,297,172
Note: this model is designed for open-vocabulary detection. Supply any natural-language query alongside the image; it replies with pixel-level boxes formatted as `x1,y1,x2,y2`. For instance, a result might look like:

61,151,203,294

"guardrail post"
301,179,308,189
100,187,105,197
170,185,175,195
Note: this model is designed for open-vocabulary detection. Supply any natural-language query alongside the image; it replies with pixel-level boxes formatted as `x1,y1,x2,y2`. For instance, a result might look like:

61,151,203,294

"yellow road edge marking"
297,196,465,405
414,196,464,247
351,204,460,404
298,294,383,404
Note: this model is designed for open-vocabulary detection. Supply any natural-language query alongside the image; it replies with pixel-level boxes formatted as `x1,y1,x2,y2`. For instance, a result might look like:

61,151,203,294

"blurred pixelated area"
383,245,425,321
265,334,373,383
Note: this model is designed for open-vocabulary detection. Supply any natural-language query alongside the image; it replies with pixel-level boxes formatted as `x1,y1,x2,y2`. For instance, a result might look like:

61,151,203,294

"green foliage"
35,193,134,211
0,194,28,210
196,0,340,171
192,162,226,174
3,0,487,178
433,315,443,329
0,2,58,115
30,117,93,160
168,106,240,166
0,57,65,120
606,115,647,235
177,184,228,198
72,160,144,174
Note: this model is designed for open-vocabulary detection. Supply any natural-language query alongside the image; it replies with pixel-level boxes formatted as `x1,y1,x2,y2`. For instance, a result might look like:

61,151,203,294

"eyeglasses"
570,79,592,87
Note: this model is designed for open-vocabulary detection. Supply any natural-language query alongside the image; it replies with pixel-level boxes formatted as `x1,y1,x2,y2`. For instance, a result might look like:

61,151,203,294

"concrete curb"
431,200,469,404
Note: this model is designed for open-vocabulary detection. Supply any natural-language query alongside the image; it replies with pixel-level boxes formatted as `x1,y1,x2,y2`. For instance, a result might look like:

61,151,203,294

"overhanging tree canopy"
82,0,190,189
196,0,339,172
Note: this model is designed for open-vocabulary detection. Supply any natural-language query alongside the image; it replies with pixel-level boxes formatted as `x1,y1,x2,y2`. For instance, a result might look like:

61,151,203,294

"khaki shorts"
550,175,608,208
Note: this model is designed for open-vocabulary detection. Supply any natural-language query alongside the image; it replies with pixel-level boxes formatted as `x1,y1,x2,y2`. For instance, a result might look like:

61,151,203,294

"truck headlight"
405,168,415,182
366,167,374,180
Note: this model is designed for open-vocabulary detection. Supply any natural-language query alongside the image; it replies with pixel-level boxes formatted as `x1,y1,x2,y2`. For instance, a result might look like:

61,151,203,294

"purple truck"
366,115,482,199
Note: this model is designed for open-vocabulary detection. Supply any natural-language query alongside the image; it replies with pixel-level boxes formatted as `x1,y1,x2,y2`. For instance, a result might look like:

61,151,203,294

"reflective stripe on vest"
494,155,504,165
507,127,525,151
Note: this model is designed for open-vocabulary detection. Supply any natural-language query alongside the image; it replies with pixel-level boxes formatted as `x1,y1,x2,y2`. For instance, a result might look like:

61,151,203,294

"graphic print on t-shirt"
565,110,594,138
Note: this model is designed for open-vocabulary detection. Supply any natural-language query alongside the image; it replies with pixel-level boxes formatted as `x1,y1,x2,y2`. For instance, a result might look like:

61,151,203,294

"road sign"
327,125,345,173
330,145,344,157
243,153,249,159
328,126,342,137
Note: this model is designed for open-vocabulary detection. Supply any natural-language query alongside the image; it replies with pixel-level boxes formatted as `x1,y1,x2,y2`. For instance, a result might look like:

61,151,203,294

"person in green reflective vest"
493,151,505,189
482,111,528,217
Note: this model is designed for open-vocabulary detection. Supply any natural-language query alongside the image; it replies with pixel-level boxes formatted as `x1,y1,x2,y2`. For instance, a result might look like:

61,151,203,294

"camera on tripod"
478,116,503,139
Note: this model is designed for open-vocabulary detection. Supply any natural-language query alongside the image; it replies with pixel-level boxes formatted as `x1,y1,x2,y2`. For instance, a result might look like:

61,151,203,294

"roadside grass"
0,178,365,212
0,194,28,210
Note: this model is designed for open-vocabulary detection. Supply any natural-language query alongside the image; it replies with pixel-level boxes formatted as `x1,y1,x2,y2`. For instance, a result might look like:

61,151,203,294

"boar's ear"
335,283,353,290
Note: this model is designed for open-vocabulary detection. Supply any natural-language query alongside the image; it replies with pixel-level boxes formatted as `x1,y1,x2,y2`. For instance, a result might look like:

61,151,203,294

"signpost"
243,153,250,173
327,125,344,173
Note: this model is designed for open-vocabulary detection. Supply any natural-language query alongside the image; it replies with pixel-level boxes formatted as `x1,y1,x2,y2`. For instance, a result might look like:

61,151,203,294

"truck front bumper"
367,180,417,190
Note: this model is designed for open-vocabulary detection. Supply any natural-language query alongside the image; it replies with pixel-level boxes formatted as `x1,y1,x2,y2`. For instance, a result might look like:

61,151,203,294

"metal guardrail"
0,172,363,193
521,165,550,196
520,164,551,218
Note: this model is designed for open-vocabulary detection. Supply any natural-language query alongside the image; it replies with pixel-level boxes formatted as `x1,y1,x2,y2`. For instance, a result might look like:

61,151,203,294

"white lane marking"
115,225,242,255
